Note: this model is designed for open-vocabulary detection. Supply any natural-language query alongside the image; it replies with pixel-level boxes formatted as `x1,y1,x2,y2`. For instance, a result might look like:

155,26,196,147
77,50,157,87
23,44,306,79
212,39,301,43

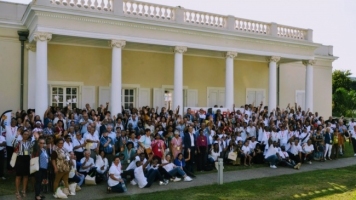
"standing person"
13,129,37,199
323,128,333,160
151,133,165,159
350,126,356,156
5,119,17,172
138,129,152,156
72,132,85,162
0,133,6,179
196,129,208,171
51,139,71,196
100,130,115,165
33,137,49,200
171,131,183,159
183,126,196,173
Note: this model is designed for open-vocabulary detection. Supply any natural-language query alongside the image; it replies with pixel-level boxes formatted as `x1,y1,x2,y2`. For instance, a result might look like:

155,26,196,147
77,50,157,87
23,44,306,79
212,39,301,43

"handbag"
145,148,152,155
10,152,18,167
30,157,39,174
85,172,96,185
228,151,237,161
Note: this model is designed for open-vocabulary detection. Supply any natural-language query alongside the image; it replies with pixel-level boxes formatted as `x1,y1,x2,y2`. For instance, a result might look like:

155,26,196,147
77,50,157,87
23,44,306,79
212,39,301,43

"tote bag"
30,157,39,174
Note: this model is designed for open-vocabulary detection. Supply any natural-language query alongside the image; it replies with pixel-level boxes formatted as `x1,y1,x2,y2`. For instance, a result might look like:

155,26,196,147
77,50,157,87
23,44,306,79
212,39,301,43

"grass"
104,165,356,200
0,142,355,197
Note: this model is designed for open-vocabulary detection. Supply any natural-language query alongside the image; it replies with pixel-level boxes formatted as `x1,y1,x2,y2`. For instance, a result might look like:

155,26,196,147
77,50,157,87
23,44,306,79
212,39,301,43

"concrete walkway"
2,157,356,200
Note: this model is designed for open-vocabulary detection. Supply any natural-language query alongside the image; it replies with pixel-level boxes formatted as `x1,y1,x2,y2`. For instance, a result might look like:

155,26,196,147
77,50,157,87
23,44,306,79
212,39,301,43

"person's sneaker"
309,161,312,164
354,153,356,157
1,177,6,180
159,181,168,186
76,185,81,191
184,176,192,182
164,179,169,185
130,179,137,185
173,177,181,182
270,165,277,169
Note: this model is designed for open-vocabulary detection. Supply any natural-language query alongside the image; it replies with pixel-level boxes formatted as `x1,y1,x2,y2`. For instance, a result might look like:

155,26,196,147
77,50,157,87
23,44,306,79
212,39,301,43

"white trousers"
324,143,332,158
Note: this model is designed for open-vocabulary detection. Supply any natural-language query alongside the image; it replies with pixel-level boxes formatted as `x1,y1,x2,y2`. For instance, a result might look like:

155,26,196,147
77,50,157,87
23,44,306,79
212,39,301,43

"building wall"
0,27,22,112
279,61,332,117
47,44,269,108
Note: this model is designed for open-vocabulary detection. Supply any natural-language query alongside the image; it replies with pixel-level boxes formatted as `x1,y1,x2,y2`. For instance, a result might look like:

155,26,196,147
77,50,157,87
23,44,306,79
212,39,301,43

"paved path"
2,157,356,200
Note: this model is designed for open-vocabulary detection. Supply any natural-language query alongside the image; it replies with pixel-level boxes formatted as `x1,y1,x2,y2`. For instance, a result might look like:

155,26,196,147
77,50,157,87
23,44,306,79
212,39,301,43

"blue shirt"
100,136,114,154
39,149,49,169
174,158,185,167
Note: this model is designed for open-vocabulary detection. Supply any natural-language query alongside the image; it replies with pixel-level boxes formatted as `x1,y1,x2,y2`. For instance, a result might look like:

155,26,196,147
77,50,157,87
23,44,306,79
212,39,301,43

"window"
122,89,135,109
51,86,79,109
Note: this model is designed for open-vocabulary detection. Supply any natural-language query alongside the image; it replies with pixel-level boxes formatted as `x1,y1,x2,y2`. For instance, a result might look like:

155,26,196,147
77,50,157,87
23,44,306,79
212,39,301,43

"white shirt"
265,144,277,159
189,132,195,147
5,126,17,146
247,126,256,137
126,156,147,170
69,159,77,178
278,151,289,159
249,141,258,150
351,130,356,139
279,130,288,144
242,145,250,154
0,135,5,151
84,133,99,150
134,165,148,188
72,138,85,152
139,135,151,149
289,143,302,156
162,159,174,172
299,132,310,144
63,142,73,153
80,157,95,172
95,155,109,173
303,144,314,153
270,131,280,142
53,117,67,130
108,163,122,187
262,131,271,144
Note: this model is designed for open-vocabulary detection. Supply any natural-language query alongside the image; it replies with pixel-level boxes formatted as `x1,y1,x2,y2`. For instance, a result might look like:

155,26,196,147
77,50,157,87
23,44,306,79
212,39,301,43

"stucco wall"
0,28,21,112
47,44,269,108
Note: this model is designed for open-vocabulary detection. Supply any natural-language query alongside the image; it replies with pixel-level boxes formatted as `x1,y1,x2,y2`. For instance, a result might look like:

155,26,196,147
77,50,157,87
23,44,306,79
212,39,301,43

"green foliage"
332,70,356,117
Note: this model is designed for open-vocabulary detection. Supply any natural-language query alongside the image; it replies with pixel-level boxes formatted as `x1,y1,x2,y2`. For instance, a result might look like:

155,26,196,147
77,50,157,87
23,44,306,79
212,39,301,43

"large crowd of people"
1,101,356,199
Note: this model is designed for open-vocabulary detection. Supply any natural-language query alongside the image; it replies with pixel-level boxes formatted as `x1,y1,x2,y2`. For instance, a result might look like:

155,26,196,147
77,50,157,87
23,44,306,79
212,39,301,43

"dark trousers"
184,146,195,173
302,153,313,162
0,149,5,177
288,152,301,164
144,169,161,188
35,168,47,197
158,167,173,179
352,138,356,153
121,169,135,181
111,183,125,193
6,146,14,170
197,147,207,171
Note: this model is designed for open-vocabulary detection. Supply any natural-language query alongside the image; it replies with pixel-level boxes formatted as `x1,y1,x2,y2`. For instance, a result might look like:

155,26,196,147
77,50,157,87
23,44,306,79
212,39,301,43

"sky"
4,0,356,76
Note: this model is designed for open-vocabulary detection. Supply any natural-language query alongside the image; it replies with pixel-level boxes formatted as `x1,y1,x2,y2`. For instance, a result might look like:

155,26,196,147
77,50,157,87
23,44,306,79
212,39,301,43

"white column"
110,40,126,115
34,32,51,117
267,56,280,113
225,51,237,109
26,44,36,109
174,46,187,116
303,60,315,112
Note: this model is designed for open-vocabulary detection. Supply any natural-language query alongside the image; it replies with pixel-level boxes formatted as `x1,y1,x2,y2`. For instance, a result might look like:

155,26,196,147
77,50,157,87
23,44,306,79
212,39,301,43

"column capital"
267,56,280,63
174,46,187,54
110,40,126,48
33,32,52,42
25,44,36,52
226,51,238,58
302,60,316,66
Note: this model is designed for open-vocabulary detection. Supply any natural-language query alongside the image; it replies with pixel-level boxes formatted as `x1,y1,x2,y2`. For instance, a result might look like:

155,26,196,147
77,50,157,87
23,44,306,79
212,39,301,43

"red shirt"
196,135,207,147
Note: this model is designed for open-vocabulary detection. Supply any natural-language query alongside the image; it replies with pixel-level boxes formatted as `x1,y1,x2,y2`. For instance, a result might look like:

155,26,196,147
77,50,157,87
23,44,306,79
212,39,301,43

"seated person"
95,150,109,182
287,138,303,169
174,149,195,178
241,140,252,166
68,152,84,190
79,150,95,177
161,154,192,182
208,142,221,167
264,139,280,169
252,143,264,164
134,153,168,188
107,156,126,193
302,139,314,164
122,153,146,185
277,146,298,169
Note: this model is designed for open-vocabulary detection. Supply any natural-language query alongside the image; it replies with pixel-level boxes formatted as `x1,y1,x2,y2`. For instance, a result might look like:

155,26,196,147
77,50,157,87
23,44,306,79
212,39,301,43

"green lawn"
105,165,356,200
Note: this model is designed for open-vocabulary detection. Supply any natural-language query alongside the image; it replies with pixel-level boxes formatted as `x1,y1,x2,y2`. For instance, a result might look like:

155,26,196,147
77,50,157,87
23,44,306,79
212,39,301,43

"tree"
332,70,356,117
332,70,352,94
